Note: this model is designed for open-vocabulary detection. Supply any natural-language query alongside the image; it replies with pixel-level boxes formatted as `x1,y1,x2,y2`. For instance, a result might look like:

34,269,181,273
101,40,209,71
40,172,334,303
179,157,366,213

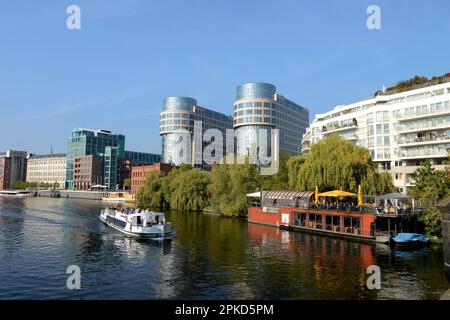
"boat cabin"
247,190,424,242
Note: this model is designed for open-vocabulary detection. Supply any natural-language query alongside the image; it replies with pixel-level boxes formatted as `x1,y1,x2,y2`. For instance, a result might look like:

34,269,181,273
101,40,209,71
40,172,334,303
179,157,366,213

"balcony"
396,104,450,121
400,151,449,160
390,164,447,174
322,120,358,135
396,122,450,134
398,134,450,147
302,134,312,142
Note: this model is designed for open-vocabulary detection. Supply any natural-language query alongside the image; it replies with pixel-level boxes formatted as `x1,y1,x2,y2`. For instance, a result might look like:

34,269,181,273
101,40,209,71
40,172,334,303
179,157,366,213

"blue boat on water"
391,233,431,248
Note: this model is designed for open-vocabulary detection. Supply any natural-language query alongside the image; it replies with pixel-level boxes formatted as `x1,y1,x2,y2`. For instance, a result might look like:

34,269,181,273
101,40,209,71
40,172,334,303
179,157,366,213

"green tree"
209,164,232,214
260,151,291,190
12,180,27,190
123,178,131,190
288,134,394,194
410,160,449,200
409,160,450,239
136,171,166,209
209,162,259,216
168,169,210,211
287,155,306,189
420,207,442,239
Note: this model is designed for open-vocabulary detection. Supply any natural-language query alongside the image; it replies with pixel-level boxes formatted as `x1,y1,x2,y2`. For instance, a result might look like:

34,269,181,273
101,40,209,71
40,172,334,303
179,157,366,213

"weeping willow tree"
167,168,211,211
136,165,211,211
288,134,394,195
136,171,167,209
209,162,259,216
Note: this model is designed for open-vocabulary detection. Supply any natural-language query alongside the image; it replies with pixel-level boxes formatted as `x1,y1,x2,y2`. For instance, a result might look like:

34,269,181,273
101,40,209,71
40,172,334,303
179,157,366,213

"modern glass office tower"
65,128,125,189
302,76,450,194
160,97,233,166
233,83,309,156
124,151,161,165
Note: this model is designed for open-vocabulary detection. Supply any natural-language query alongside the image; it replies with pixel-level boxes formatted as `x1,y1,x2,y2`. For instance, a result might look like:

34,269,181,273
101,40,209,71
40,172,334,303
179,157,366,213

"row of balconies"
390,164,447,174
396,102,450,121
396,122,450,134
397,133,450,146
321,118,358,134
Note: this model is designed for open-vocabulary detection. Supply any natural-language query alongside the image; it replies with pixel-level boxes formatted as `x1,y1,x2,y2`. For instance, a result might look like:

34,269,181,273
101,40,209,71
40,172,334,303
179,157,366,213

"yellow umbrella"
358,185,363,206
317,190,358,198
315,185,319,204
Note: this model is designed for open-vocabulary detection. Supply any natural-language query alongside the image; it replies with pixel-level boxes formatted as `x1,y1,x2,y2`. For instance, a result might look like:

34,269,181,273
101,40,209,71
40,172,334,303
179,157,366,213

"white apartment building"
26,153,66,189
301,77,450,194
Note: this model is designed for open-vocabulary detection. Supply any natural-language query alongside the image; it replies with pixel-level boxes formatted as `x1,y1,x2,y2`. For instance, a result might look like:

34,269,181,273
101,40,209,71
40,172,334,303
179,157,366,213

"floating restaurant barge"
247,190,422,243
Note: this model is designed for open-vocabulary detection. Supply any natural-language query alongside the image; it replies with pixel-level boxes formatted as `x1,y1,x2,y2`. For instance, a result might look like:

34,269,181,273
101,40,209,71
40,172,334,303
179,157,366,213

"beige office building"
26,154,67,189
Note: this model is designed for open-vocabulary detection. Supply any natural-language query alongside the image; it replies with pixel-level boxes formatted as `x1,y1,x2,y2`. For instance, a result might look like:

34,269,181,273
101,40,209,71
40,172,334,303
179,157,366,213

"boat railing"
374,206,419,216
303,203,375,214
258,201,424,216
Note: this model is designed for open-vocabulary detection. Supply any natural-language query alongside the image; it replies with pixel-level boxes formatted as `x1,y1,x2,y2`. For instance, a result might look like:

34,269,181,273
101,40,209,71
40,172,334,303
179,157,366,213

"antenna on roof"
50,143,53,155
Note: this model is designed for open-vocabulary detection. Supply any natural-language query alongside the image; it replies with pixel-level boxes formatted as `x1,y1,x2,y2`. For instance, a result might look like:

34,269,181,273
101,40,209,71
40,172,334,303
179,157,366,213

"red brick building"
130,163,174,195
0,157,12,190
73,155,104,190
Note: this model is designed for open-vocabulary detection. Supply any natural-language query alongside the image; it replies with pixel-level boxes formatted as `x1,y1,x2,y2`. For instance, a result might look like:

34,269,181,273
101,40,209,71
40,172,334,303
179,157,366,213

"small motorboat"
100,208,176,240
102,192,126,203
391,233,431,248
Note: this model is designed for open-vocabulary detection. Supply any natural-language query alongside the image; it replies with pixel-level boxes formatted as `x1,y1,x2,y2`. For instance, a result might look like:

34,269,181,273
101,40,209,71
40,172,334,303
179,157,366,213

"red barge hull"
248,206,376,241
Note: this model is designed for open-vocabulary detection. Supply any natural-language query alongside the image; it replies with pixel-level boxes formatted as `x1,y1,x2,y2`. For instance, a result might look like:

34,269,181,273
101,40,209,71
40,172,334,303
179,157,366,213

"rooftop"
29,153,66,159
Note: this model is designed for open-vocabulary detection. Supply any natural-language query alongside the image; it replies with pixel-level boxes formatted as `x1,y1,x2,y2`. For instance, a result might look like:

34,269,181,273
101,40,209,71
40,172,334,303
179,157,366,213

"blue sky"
0,0,449,154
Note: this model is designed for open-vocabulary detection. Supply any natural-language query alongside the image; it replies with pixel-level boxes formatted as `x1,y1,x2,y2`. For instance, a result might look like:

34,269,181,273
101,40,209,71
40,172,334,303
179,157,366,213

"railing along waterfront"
255,201,419,216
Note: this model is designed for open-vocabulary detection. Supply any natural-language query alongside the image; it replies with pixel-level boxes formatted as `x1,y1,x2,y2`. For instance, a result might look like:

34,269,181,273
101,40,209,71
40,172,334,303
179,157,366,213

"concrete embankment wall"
36,190,112,200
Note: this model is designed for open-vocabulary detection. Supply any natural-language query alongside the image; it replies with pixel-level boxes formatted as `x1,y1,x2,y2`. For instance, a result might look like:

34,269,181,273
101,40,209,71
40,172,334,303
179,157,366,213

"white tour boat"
0,190,34,198
100,208,176,240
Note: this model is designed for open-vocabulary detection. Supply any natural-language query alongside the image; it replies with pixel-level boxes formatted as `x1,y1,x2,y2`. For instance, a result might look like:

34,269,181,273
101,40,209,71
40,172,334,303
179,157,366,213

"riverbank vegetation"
136,135,399,216
409,160,450,240
11,181,59,190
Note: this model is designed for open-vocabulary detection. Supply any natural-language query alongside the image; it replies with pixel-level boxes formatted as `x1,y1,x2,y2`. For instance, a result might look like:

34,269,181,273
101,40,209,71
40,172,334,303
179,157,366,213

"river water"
0,197,448,300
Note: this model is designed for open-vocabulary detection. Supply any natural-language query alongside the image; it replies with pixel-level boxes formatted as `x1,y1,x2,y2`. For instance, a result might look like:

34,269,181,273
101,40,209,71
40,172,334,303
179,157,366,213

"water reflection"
247,223,377,299
0,198,447,300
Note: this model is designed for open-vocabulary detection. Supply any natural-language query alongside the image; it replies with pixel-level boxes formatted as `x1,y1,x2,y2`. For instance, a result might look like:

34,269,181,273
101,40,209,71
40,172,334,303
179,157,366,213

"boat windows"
344,217,360,235
309,214,322,229
325,216,332,230
294,212,307,227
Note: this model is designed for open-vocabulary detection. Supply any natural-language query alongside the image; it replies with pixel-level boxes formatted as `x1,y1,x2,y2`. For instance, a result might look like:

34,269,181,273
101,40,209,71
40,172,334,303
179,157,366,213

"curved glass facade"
160,96,233,166
235,125,272,159
163,97,197,111
236,83,276,100
233,83,309,155
162,133,192,165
